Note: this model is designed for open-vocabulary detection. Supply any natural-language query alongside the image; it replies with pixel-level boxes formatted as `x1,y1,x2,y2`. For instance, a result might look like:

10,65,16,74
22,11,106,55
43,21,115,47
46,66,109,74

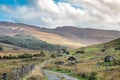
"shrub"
62,48,67,52
18,53,33,59
101,48,106,52
13,48,19,50
77,73,86,78
55,61,64,65
88,72,97,80
39,51,45,56
33,51,45,57
2,55,17,59
113,60,120,66
8,54,17,59
115,46,120,50
75,50,85,54
2,55,9,59
0,46,3,51
51,54,56,58
0,56,2,59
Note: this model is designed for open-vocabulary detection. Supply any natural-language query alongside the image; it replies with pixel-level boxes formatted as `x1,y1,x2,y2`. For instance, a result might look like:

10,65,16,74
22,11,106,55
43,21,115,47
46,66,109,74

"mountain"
40,26,120,45
0,35,62,51
0,21,120,48
0,21,85,48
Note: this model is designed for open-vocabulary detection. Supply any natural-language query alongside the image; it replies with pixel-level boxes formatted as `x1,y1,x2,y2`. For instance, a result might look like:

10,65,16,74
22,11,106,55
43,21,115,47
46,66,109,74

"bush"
0,46,3,51
77,73,86,78
51,54,56,58
39,51,45,56
88,72,97,80
2,53,33,59
8,54,17,59
75,50,85,54
18,53,33,59
115,46,120,50
2,55,17,59
113,60,120,66
3,55,9,59
61,48,67,52
33,51,45,57
0,56,2,59
13,48,19,50
101,48,106,52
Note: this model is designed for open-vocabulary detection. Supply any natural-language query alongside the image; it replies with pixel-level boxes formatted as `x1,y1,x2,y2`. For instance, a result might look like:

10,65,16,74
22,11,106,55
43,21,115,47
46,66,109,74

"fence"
0,64,35,80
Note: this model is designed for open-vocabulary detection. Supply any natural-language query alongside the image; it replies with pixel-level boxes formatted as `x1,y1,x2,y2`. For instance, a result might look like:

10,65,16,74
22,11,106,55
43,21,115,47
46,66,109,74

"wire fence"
0,64,35,80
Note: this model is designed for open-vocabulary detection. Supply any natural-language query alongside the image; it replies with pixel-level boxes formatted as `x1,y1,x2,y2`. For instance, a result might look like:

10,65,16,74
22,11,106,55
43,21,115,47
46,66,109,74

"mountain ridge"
0,21,120,48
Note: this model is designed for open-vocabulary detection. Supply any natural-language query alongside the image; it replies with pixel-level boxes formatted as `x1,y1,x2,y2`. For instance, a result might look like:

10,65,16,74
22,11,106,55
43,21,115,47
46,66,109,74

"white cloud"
37,0,60,13
0,0,120,30
69,0,120,25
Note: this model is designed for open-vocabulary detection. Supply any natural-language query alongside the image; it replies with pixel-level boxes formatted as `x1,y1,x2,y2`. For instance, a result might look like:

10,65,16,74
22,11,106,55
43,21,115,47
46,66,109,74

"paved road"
40,59,78,80
43,70,78,80
44,70,61,80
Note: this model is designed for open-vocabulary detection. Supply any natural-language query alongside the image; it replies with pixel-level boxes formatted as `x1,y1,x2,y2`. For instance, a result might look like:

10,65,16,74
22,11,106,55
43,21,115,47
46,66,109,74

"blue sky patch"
0,12,11,21
0,0,28,6
71,4,86,10
54,0,67,3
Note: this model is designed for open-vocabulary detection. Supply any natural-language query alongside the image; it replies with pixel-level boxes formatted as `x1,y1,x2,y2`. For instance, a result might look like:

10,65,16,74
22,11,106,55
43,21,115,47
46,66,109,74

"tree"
0,46,3,51
39,51,45,57
18,53,33,59
3,55,8,59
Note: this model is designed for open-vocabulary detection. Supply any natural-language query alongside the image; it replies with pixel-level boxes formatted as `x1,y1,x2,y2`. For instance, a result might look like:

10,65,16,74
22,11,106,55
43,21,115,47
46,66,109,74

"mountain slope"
0,21,120,48
0,35,62,51
40,26,120,45
0,21,86,48
71,38,120,66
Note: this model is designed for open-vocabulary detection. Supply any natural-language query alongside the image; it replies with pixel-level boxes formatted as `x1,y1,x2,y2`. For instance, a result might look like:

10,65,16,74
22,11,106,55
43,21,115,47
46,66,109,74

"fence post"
2,73,7,80
31,64,35,70
24,66,27,76
31,65,33,71
21,65,24,78
16,68,19,80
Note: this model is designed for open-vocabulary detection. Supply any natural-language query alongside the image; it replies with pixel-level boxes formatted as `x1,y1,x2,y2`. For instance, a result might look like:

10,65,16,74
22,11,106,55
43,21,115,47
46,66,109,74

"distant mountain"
0,21,85,48
39,26,120,45
0,21,120,48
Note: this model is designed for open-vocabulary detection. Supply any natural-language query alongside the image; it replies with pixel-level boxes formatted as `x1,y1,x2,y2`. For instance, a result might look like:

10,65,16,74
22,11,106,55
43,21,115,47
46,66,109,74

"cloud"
0,0,120,30
37,0,60,13
69,0,120,25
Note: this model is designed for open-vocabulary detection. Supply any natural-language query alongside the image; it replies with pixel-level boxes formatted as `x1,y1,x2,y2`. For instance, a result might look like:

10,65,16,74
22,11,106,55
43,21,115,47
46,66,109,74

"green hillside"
43,38,120,80
0,35,62,51
73,38,120,61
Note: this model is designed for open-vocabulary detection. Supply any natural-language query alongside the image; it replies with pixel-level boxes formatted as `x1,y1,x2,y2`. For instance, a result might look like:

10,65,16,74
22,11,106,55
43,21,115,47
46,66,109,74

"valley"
0,21,120,80
0,0,120,80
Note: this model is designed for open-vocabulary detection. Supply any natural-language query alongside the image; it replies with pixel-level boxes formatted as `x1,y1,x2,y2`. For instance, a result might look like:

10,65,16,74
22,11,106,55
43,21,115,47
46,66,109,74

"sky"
0,0,120,30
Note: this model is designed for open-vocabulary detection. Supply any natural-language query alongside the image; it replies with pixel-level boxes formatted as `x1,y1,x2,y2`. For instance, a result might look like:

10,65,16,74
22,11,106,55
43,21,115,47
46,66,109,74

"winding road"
43,70,78,80
40,59,78,80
